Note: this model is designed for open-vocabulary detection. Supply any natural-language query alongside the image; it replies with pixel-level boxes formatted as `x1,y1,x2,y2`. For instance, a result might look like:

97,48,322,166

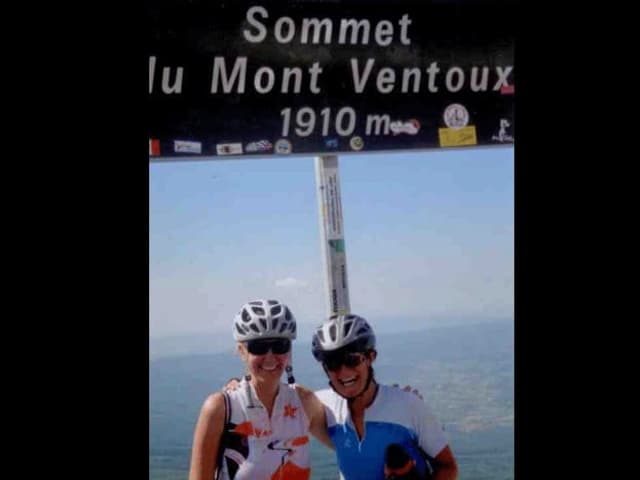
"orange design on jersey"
283,403,298,418
231,422,272,437
270,461,311,480
253,427,273,437
289,436,309,447
232,421,254,436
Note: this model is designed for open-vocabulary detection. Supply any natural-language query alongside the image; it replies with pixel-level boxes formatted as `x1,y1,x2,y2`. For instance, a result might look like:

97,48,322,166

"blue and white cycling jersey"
315,384,448,480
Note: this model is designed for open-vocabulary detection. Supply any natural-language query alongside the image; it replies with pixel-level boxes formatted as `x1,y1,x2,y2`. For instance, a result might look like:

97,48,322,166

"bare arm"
431,445,458,480
296,385,334,450
188,392,226,480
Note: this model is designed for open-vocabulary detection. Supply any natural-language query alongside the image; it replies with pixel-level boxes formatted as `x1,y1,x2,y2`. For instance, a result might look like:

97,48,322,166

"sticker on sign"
216,143,243,155
174,140,202,154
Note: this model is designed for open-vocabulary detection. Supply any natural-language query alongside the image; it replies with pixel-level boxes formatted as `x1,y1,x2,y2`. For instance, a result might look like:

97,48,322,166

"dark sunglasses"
323,351,367,372
246,338,291,355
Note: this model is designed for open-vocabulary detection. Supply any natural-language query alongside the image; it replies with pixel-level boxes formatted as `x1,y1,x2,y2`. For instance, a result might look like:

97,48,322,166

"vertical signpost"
315,155,351,317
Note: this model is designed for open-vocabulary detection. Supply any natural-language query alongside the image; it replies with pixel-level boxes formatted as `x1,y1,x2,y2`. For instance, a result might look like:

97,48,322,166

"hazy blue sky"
150,147,513,342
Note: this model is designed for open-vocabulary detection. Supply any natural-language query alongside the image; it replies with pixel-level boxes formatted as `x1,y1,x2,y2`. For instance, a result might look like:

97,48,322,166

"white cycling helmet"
311,314,376,361
232,299,297,341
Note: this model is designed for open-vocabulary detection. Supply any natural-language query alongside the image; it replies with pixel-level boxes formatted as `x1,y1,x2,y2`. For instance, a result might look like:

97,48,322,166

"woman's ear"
368,349,378,363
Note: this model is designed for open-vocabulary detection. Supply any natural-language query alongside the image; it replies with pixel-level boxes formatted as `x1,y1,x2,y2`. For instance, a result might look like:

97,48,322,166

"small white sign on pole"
315,155,350,317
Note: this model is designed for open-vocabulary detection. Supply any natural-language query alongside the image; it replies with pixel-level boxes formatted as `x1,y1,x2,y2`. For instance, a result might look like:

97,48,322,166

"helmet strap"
348,366,376,404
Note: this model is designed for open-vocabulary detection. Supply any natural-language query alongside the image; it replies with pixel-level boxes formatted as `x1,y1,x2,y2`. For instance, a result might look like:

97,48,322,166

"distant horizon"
150,314,513,340
150,316,513,360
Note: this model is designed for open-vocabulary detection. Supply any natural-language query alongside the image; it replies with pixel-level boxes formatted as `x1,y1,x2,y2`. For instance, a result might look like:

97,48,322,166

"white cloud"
275,277,309,288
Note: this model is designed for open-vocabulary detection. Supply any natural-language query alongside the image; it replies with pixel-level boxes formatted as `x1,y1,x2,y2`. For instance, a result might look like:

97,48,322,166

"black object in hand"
384,443,421,480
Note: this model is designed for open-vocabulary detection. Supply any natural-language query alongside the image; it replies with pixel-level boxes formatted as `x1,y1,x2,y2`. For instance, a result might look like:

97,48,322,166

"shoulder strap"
214,392,231,480
223,391,231,423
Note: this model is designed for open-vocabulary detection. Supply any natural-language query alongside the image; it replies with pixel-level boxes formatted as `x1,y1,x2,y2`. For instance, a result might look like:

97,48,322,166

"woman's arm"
431,445,458,480
296,385,334,450
188,392,226,480
411,393,459,480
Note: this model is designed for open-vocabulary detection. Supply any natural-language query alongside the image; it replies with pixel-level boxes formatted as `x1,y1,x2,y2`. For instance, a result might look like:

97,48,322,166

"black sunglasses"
246,338,291,355
323,351,367,372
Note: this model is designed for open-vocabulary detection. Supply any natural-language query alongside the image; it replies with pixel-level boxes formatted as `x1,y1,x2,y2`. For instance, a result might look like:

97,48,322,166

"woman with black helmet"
312,314,459,480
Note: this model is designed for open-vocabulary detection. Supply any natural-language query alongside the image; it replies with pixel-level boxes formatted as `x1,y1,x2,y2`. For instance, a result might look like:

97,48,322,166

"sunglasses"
245,338,291,355
322,351,367,372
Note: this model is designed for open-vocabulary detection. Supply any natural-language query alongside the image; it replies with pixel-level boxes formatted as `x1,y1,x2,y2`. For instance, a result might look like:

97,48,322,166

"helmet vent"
343,320,353,337
235,300,296,341
356,327,369,335
329,324,337,341
317,330,325,343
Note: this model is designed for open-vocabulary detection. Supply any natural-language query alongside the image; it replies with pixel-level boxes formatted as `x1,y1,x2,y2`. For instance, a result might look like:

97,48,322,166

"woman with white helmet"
312,314,459,480
188,299,332,480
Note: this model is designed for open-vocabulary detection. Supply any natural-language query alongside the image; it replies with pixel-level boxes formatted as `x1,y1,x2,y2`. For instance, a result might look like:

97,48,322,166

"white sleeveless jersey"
218,379,311,480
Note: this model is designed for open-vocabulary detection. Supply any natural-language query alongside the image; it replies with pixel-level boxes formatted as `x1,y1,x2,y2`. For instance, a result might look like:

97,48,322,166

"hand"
222,377,241,392
392,383,423,400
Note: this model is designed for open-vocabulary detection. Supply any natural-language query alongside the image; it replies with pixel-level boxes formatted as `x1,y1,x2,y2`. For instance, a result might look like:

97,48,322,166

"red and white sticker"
216,143,243,155
390,119,420,135
245,140,273,152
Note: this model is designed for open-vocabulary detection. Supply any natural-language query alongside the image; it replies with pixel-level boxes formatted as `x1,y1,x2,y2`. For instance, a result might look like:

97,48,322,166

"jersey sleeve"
314,388,339,427
411,393,449,457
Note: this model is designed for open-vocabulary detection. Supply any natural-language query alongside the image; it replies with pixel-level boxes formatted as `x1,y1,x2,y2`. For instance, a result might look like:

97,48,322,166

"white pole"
314,155,351,317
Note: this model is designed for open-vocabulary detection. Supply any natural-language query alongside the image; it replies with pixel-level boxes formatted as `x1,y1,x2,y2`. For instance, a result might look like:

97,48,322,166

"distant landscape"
150,320,513,479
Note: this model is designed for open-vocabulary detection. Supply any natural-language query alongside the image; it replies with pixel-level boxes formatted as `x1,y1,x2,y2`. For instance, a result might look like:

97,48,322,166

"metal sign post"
315,155,350,317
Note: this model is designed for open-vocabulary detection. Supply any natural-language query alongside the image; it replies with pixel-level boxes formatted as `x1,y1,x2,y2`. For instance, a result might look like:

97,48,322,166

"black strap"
223,391,231,423
415,443,436,479
214,392,231,480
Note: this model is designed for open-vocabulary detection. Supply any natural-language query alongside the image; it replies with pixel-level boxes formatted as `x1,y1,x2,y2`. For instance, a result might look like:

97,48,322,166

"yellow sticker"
438,125,477,147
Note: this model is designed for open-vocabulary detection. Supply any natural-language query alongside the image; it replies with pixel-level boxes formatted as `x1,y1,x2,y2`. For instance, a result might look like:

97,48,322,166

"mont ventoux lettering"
148,5,514,97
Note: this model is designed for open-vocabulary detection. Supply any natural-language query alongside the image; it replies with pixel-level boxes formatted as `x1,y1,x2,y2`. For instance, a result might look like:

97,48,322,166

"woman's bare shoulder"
199,391,227,421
